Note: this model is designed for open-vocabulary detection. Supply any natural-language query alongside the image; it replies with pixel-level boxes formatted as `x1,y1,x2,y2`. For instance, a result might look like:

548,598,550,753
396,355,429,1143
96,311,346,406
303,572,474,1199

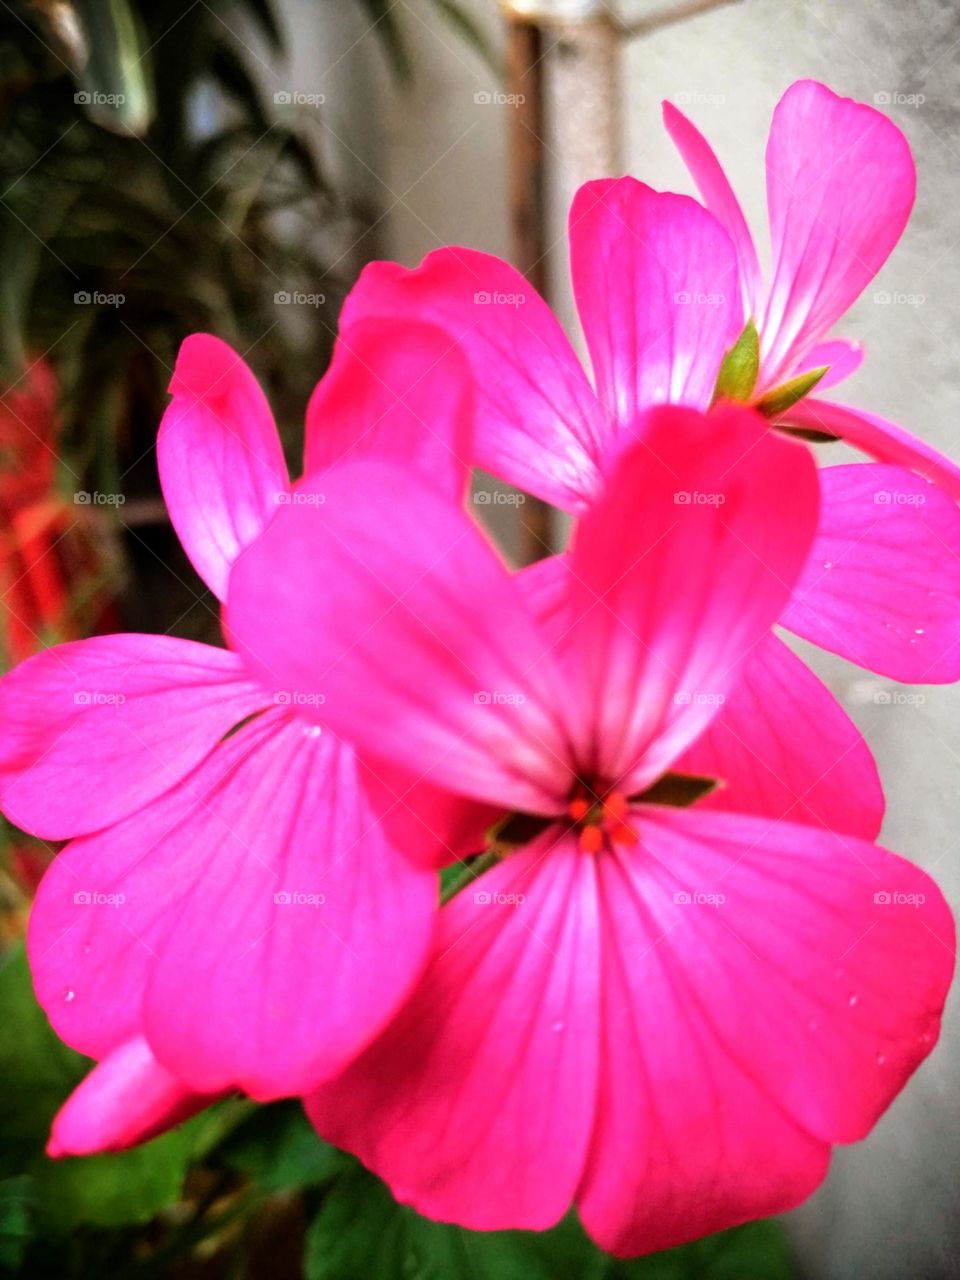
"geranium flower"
0,322,473,1154
335,81,960,683
227,401,954,1257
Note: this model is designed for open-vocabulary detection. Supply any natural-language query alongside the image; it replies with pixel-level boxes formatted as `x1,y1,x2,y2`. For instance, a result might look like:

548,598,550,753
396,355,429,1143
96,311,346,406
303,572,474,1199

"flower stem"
439,850,501,906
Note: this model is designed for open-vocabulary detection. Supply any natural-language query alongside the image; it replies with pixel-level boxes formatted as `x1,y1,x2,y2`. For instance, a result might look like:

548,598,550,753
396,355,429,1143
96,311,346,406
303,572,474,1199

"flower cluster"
0,82,955,1258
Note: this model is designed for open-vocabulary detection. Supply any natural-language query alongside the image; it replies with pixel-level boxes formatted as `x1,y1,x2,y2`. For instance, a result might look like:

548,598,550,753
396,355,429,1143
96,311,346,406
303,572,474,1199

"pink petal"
0,634,265,838
304,318,473,496
306,831,601,1231
624,807,954,1146
564,404,819,789
793,338,864,390
339,251,606,512
781,464,960,681
569,179,741,423
761,81,915,385
577,831,831,1256
676,632,884,838
662,100,763,320
159,334,290,601
28,710,437,1099
47,1037,216,1157
777,397,960,502
227,460,571,816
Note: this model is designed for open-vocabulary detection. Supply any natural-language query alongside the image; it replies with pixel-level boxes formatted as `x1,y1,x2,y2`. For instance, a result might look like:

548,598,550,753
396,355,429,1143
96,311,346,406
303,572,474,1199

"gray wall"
279,2,960,1275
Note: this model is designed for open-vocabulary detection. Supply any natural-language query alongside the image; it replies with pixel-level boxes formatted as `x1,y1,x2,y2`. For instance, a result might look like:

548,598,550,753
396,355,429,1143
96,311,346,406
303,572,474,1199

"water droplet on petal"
63,989,76,1003
304,725,322,739
552,1020,565,1033
915,628,925,636
876,1052,887,1066
822,560,833,570
848,994,859,1007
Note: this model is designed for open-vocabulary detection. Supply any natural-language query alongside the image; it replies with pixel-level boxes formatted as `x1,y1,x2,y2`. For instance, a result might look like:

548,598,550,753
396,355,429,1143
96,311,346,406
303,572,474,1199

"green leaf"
0,1177,37,1271
755,366,828,419
611,1219,794,1279
711,319,760,404
218,1100,345,1193
0,944,89,1175
72,0,155,135
32,1132,192,1232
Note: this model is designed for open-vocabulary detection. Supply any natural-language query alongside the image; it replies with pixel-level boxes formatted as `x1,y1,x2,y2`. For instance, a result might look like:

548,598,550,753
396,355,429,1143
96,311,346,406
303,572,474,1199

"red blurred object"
0,359,112,665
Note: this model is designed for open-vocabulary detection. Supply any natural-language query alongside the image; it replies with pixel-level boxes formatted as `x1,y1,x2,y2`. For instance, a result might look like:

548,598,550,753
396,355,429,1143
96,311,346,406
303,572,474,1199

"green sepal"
711,319,760,404
755,366,829,418
636,773,721,808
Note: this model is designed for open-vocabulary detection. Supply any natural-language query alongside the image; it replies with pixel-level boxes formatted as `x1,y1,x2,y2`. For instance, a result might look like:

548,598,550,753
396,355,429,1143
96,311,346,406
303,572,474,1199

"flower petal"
662,99,763,319
306,832,601,1231
675,632,884,838
781,464,960,681
28,711,437,1099
761,81,915,385
569,179,741,424
47,1037,216,1157
793,338,864,390
564,404,819,789
304,318,473,497
0,634,265,839
227,460,572,816
777,397,960,502
339,251,606,511
159,334,290,601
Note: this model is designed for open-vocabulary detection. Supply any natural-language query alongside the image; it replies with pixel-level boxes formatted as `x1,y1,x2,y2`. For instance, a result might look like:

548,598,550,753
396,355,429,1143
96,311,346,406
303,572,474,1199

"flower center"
566,785,637,854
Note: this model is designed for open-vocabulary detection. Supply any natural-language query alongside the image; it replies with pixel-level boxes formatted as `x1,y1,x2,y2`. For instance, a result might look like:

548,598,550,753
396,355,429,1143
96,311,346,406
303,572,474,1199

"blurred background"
0,1,957,1277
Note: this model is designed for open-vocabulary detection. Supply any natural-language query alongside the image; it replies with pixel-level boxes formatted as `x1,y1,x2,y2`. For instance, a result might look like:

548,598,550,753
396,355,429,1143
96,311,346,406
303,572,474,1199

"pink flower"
336,80,960,684
227,401,954,1257
0,323,476,1154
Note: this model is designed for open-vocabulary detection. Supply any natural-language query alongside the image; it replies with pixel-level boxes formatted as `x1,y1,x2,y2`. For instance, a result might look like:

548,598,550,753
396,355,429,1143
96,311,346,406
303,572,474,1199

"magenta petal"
793,338,864,390
576,838,831,1257
569,179,740,423
761,81,915,384
306,832,601,1231
778,397,960,502
781,464,960,681
662,99,762,319
565,404,819,788
29,711,437,1098
626,808,954,1146
47,1037,216,1157
304,318,473,496
159,334,290,601
0,634,265,838
227,460,571,815
339,251,606,511
676,632,885,838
